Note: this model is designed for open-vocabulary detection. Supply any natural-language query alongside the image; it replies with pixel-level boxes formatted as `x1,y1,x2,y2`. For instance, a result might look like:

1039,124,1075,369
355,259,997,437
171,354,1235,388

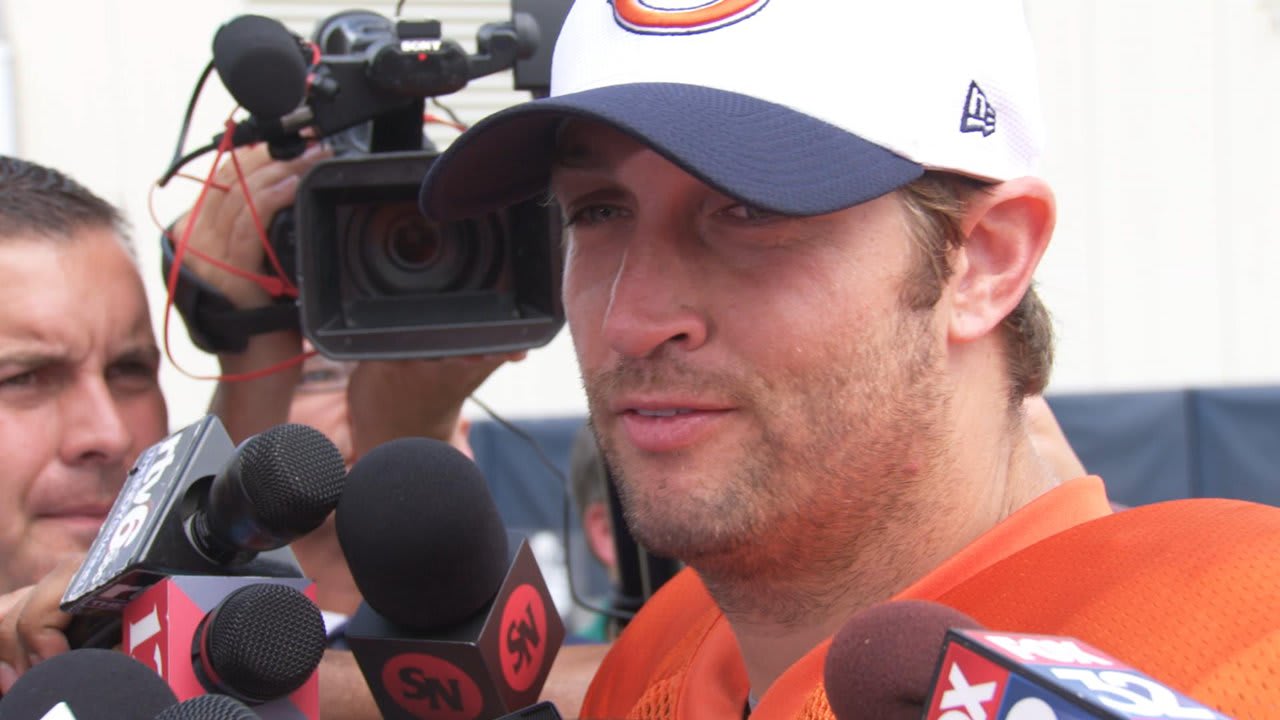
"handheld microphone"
191,584,324,702
153,694,259,720
336,438,565,720
60,417,345,646
0,649,177,720
822,600,1232,720
493,701,563,719
212,15,309,120
823,600,982,720
122,576,324,720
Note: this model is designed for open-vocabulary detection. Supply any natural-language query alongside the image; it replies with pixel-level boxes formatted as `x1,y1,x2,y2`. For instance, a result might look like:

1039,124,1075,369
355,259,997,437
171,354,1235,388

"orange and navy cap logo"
611,0,770,35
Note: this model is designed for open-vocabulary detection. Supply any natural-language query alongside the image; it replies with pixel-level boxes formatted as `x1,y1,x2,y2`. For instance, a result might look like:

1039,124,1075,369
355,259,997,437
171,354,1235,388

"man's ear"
947,177,1055,343
583,501,617,570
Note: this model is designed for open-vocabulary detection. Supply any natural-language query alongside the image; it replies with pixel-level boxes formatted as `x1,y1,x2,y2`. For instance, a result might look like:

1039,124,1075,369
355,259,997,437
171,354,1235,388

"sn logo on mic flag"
923,629,1231,719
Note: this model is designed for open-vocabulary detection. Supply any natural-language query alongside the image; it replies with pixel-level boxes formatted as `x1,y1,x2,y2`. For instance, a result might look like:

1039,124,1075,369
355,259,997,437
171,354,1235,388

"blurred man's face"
553,122,953,582
0,229,168,591
289,351,356,466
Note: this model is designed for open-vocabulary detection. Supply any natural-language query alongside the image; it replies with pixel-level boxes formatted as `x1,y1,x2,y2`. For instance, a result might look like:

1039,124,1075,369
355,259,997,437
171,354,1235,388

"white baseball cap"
420,0,1045,222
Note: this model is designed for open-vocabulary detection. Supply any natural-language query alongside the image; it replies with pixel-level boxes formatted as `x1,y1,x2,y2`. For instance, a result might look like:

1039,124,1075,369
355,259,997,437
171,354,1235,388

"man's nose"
59,375,134,468
600,231,710,359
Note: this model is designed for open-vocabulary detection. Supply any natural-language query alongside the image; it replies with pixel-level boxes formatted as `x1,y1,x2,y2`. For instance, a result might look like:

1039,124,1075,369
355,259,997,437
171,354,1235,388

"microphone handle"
495,701,564,719
64,614,122,650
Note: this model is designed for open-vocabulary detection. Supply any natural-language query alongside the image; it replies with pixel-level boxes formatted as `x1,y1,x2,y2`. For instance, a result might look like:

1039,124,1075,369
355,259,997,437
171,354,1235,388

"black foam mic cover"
212,15,308,119
336,438,565,719
0,649,177,720
336,437,510,630
153,694,259,720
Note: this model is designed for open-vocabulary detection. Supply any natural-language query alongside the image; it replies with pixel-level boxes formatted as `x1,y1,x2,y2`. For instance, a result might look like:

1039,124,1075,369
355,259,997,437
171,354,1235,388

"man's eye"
108,361,156,378
0,367,58,399
565,204,626,227
723,203,777,222
0,370,37,389
107,361,159,391
301,368,342,386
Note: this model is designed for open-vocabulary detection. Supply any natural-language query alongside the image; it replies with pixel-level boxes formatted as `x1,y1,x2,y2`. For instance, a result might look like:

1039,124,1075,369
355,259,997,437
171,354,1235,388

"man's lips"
36,507,112,543
39,502,114,519
611,397,735,452
608,395,735,415
37,504,113,528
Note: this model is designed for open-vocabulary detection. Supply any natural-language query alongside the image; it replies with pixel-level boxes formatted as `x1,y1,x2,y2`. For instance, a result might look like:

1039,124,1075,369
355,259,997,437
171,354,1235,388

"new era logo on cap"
961,81,997,137
611,0,771,35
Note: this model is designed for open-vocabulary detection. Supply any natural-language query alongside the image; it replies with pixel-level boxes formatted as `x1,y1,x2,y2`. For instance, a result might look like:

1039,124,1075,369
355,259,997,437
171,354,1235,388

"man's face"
289,351,355,466
0,229,168,592
554,122,954,580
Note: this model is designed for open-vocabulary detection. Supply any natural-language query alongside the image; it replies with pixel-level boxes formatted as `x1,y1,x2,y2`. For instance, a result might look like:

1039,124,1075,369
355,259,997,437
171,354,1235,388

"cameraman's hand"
0,554,81,693
172,143,331,309
188,145,332,444
347,352,526,459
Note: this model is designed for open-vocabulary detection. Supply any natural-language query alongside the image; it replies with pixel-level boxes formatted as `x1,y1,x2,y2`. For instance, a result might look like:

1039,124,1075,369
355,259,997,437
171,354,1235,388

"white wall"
3,0,1278,432
0,2,18,155
1028,0,1280,393
5,0,247,431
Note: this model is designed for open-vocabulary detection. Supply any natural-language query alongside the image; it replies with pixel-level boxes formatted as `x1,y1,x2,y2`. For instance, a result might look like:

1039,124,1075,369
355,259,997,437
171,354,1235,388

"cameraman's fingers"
469,350,528,364
228,142,331,227
236,143,330,203
225,171,311,276
225,145,331,245
449,353,521,393
174,149,258,251
13,557,77,661
0,586,31,692
0,586,30,620
0,556,79,690
209,146,314,228
213,144,275,188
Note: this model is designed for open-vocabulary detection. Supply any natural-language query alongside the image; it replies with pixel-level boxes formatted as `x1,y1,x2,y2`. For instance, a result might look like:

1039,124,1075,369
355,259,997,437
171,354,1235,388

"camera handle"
160,228,300,354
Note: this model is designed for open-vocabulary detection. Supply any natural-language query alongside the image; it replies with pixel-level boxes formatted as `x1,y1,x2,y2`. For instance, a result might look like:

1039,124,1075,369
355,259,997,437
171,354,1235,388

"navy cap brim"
420,83,923,222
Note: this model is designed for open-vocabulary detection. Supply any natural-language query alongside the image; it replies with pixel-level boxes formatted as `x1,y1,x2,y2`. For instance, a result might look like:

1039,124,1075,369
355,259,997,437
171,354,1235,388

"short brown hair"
0,155,130,251
897,172,1053,402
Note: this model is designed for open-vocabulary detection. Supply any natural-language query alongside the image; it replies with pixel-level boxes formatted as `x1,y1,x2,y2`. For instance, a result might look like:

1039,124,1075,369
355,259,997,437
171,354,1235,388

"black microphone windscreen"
823,600,982,720
153,694,259,720
212,15,308,119
236,423,346,536
0,649,177,720
199,583,326,702
336,437,510,630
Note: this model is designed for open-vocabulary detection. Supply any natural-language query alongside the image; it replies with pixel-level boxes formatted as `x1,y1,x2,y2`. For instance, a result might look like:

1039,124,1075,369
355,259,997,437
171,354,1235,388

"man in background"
0,156,168,597
0,155,169,689
566,422,618,643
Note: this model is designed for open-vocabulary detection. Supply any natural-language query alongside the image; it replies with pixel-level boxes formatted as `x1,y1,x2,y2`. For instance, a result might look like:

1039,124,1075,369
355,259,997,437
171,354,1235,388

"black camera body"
211,3,569,360
287,151,562,359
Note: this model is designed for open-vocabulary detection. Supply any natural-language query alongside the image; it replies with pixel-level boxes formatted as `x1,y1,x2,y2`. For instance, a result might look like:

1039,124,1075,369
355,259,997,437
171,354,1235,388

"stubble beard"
584,310,953,623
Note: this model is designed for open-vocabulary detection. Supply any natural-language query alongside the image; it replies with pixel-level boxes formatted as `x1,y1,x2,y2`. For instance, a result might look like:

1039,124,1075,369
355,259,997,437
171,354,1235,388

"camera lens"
388,219,440,271
340,199,506,297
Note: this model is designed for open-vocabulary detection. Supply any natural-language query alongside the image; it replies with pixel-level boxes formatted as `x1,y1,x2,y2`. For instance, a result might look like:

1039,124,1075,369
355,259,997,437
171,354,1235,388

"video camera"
196,2,570,360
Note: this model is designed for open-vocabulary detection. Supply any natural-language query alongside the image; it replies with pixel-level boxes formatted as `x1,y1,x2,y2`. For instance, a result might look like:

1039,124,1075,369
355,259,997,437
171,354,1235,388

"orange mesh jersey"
579,477,1280,719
